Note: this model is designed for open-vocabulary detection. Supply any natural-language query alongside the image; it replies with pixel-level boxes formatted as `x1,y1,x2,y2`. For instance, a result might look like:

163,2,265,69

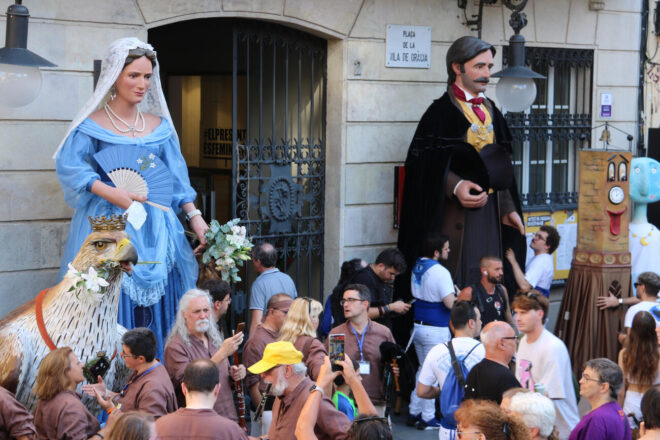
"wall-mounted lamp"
0,1,56,108
491,0,544,113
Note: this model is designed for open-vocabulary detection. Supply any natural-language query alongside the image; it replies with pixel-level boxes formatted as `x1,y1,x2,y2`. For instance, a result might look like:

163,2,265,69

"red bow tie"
452,83,486,123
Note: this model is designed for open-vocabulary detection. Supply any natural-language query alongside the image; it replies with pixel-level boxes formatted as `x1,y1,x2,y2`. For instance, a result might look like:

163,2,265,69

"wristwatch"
309,384,325,397
618,297,623,306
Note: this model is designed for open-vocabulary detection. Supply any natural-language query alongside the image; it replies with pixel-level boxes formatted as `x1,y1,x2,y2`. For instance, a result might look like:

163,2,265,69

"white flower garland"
65,262,114,299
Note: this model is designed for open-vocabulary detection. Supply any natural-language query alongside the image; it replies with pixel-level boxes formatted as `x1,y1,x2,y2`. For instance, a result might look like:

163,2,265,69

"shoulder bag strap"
447,340,466,388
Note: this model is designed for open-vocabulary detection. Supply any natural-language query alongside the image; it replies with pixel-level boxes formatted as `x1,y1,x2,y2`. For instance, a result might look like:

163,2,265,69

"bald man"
464,321,521,404
249,242,297,336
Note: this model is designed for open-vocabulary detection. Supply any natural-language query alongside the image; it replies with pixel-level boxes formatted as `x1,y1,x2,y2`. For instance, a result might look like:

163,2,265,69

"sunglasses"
515,291,541,303
300,297,314,317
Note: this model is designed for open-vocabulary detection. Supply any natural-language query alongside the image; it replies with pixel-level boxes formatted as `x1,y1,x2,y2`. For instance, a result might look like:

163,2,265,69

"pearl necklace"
104,103,145,136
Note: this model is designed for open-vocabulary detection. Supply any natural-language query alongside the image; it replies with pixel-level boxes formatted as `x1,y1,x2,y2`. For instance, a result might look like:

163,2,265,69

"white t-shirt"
411,259,455,303
630,223,660,296
525,253,554,291
515,329,579,440
418,337,485,388
624,300,660,328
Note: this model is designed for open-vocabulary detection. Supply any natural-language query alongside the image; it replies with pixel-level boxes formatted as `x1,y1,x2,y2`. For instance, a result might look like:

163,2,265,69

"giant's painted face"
605,153,629,237
630,157,660,205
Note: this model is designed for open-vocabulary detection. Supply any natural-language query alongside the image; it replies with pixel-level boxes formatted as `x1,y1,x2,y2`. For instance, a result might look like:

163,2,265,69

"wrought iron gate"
230,22,327,316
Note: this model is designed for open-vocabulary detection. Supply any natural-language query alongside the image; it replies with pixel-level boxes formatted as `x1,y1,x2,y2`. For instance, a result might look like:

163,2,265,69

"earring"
110,86,116,100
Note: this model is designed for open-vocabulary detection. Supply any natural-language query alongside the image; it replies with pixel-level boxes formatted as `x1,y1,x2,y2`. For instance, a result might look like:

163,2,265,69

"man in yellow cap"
248,341,351,440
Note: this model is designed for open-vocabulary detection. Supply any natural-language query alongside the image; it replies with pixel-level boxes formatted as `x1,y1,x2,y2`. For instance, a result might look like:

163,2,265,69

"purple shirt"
568,401,631,440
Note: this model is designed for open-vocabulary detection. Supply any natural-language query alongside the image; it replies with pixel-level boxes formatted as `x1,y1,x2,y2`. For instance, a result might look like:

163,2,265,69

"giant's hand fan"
94,146,173,212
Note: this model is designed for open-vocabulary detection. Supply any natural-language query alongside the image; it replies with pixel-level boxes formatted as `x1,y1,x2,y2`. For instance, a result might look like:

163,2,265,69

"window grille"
504,47,594,211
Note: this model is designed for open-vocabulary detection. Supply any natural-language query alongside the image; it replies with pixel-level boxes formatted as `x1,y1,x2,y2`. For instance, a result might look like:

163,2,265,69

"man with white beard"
248,341,351,440
164,289,246,424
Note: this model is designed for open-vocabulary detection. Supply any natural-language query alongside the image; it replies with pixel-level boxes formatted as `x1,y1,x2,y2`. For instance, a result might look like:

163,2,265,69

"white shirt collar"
455,83,486,101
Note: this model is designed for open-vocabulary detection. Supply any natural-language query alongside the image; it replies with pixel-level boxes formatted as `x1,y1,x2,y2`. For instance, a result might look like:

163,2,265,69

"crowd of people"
4,235,660,440
4,31,660,440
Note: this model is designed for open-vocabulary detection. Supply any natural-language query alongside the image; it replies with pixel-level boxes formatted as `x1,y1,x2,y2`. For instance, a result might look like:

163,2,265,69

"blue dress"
56,117,199,358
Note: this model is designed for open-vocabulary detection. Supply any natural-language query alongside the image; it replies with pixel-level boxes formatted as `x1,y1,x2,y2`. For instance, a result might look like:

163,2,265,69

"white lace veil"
52,37,178,159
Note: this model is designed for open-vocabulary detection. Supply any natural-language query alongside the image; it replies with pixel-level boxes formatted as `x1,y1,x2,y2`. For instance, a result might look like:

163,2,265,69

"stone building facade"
0,0,642,318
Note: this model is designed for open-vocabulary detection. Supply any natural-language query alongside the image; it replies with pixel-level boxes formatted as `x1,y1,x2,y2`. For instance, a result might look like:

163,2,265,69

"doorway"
149,19,327,326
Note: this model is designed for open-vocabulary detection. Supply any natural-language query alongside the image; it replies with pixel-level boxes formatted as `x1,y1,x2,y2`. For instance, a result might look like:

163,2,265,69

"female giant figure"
53,38,208,356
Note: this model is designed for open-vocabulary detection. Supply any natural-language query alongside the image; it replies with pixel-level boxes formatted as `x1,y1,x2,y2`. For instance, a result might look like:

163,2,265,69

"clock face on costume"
609,186,624,204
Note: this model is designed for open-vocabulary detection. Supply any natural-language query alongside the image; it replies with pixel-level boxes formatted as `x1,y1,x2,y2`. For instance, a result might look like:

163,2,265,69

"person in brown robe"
248,341,351,440
0,385,36,440
33,347,119,440
242,294,292,436
163,289,245,422
155,359,250,439
83,328,177,419
327,284,396,412
295,356,384,439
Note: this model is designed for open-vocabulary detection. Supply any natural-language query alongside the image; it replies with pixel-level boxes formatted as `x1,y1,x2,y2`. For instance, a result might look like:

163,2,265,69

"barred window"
504,48,594,210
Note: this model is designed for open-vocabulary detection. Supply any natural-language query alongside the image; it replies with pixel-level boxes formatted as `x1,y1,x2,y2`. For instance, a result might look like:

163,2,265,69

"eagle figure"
0,214,138,410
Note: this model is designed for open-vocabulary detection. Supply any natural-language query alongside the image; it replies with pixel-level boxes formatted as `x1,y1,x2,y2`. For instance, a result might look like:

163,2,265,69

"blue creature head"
630,157,660,205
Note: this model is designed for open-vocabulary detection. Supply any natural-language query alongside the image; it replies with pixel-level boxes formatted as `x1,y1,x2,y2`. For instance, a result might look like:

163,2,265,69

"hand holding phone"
329,334,345,369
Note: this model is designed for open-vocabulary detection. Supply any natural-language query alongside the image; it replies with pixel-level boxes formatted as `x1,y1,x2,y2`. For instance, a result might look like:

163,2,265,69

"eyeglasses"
580,374,602,383
456,431,483,439
120,350,139,359
634,282,643,288
340,297,364,306
533,233,547,241
501,336,519,341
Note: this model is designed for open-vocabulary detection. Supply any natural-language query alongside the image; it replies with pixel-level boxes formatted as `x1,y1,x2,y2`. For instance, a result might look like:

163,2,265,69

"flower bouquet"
201,219,254,283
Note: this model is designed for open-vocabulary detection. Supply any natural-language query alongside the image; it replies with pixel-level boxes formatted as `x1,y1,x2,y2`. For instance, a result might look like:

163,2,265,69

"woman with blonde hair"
279,297,328,380
455,399,531,440
106,411,155,440
33,347,119,439
619,311,660,429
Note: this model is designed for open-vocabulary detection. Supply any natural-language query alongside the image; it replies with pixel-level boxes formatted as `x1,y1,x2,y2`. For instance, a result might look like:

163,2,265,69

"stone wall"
0,0,642,316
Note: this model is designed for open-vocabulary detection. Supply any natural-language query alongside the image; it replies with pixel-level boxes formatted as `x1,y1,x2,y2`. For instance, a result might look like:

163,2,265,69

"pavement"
389,402,440,440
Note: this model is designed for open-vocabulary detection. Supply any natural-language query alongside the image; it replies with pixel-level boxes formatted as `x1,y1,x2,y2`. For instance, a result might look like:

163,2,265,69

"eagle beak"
114,238,138,274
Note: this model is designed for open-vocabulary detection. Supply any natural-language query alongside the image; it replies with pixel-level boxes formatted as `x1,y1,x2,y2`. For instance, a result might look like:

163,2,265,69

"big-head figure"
556,150,632,375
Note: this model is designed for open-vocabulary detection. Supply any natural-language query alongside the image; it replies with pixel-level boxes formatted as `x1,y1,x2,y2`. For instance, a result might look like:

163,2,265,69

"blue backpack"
439,340,478,429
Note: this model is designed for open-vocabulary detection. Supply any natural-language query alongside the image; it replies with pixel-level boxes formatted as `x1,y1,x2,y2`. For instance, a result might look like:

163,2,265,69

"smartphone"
408,299,417,304
329,334,345,364
236,322,245,335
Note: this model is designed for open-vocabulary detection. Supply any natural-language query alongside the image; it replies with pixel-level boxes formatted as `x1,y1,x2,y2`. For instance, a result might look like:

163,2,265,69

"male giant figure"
397,36,526,299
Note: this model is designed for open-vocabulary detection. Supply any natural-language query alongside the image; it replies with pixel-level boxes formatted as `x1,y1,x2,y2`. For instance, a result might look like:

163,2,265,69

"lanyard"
121,361,160,397
349,322,369,361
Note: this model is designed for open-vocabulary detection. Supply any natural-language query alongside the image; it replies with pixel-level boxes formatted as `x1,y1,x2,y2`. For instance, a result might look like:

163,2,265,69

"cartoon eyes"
608,162,627,181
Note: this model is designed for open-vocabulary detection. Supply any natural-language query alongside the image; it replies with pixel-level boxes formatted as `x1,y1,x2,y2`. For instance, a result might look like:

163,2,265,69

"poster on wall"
523,209,578,281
